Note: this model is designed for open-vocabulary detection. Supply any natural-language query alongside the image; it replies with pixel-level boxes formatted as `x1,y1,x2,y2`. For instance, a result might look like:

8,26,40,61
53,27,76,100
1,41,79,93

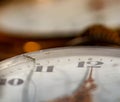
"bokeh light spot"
23,41,41,52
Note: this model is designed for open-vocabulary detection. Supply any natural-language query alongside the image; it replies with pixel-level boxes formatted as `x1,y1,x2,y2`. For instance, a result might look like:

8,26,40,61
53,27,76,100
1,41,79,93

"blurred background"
0,0,120,61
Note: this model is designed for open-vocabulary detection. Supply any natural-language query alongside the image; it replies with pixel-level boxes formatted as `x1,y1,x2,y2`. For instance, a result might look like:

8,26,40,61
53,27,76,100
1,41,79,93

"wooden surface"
0,25,120,61
0,32,72,61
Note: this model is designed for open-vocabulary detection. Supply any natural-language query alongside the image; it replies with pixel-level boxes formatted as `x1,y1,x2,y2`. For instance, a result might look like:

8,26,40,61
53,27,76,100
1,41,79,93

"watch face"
0,0,120,37
0,47,120,102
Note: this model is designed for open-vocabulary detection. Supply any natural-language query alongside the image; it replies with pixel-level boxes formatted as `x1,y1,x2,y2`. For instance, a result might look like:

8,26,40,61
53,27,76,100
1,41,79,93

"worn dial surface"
0,47,120,102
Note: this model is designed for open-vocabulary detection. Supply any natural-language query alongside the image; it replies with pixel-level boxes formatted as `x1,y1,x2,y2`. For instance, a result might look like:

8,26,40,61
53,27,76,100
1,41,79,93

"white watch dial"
0,47,120,102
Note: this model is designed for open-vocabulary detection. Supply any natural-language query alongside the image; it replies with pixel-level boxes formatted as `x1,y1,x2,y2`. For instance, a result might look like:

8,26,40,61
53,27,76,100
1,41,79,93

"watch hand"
84,67,96,88
22,55,36,102
49,67,97,102
69,67,96,102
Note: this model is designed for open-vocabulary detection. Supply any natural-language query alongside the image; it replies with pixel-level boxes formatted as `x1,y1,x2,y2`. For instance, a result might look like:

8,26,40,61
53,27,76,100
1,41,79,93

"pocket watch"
0,47,120,102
